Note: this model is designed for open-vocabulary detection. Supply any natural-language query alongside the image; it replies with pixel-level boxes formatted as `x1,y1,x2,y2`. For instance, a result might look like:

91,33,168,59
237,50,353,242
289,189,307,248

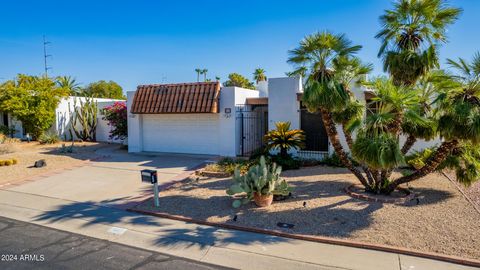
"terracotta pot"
253,192,273,207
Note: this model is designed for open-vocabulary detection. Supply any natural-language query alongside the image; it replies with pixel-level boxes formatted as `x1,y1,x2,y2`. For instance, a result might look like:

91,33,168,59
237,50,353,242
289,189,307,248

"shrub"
321,153,345,167
102,102,127,141
4,160,13,166
0,160,5,166
271,154,301,170
38,132,60,144
11,158,18,165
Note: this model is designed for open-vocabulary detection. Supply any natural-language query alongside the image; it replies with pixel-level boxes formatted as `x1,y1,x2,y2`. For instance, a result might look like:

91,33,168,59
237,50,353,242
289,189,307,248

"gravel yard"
134,166,480,260
0,141,111,186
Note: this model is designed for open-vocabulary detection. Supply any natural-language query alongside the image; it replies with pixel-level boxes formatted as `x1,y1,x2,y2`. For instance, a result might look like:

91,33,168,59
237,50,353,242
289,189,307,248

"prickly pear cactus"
226,156,292,208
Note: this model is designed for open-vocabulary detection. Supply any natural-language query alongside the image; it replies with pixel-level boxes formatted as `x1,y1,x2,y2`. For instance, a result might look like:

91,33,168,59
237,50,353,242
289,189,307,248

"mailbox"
141,169,158,184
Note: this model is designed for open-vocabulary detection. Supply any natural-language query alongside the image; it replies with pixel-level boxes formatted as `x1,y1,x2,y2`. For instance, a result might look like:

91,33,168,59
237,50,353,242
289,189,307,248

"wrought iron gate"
236,105,268,156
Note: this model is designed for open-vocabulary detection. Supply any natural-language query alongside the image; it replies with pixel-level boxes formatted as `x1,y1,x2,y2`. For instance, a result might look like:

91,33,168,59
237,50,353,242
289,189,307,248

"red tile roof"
130,82,221,114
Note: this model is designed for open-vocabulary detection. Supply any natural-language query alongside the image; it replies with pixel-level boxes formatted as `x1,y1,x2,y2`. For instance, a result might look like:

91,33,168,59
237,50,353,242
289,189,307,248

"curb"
344,184,415,204
127,206,480,268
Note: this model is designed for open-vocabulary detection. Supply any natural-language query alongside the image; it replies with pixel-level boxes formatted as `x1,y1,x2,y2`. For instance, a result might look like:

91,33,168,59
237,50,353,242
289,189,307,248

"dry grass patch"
0,141,111,186
134,166,480,260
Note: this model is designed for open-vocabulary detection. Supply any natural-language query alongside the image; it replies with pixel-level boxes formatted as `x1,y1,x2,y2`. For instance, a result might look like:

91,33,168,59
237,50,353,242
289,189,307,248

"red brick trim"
127,207,480,268
344,184,415,204
195,170,231,178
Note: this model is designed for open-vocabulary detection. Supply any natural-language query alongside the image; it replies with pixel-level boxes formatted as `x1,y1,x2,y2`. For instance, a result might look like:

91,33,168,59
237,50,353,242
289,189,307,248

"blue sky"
1,0,479,92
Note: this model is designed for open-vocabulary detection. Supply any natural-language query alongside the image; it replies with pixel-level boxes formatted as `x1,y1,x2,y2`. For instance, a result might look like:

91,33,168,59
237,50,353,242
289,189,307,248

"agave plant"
264,122,305,158
226,156,292,208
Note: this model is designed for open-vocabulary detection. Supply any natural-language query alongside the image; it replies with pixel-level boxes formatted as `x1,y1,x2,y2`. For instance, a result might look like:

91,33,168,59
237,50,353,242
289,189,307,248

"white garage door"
142,114,220,155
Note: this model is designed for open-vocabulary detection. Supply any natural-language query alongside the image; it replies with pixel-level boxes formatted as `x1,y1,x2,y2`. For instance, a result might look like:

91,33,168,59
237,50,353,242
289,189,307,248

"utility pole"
43,35,52,77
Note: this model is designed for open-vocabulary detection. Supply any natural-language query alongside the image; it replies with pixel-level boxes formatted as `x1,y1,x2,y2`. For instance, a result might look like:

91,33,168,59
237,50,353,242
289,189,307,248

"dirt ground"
134,166,480,260
0,141,112,186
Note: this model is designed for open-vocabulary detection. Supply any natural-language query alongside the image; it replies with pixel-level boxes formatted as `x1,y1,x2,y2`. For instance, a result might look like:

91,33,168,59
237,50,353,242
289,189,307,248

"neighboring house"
1,96,125,142
127,77,440,158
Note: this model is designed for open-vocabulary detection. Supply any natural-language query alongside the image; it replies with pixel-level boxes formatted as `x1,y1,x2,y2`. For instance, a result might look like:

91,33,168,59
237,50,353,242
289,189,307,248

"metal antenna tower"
43,35,52,76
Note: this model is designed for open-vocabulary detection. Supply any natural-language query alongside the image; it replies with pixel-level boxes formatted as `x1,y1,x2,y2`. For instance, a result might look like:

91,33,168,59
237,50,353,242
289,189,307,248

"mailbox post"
141,169,159,207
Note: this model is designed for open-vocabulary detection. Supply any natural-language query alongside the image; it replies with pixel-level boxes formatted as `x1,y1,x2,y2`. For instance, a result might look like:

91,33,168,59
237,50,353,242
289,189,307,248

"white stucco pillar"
127,91,143,152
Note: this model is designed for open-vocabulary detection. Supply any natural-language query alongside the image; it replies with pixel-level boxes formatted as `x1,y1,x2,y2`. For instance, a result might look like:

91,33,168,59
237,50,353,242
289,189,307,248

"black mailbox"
141,169,158,184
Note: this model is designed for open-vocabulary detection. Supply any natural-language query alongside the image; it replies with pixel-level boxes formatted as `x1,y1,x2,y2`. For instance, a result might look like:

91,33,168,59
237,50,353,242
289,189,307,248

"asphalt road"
0,216,230,270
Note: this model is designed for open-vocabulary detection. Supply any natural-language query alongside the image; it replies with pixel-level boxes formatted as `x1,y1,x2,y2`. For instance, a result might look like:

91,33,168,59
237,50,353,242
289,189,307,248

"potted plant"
226,156,292,208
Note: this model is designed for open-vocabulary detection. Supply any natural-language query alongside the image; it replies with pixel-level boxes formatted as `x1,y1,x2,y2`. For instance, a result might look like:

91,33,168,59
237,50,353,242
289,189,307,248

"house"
127,77,440,158
0,96,125,142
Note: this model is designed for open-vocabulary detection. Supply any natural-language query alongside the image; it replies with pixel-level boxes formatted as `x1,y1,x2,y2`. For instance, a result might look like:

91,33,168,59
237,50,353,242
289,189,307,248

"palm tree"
264,122,305,158
376,0,462,86
201,69,208,82
253,68,267,83
287,31,371,187
195,68,201,82
385,52,480,192
215,76,220,82
57,76,81,95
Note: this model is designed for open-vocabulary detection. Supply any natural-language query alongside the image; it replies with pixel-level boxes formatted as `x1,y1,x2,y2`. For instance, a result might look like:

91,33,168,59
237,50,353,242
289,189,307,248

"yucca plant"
264,122,305,158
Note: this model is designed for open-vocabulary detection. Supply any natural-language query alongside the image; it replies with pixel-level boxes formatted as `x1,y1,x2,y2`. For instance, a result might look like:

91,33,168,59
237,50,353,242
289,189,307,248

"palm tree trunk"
320,108,370,188
384,140,458,193
401,134,417,155
342,124,375,187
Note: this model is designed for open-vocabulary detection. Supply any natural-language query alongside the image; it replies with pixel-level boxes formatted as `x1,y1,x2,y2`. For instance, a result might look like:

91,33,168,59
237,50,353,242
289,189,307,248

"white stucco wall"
127,87,259,156
268,77,302,130
54,96,125,143
127,91,143,152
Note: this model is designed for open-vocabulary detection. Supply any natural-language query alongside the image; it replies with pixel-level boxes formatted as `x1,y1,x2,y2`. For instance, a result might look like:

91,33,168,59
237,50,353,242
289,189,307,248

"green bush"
271,155,301,170
4,160,13,166
38,132,60,144
321,153,345,167
11,158,18,165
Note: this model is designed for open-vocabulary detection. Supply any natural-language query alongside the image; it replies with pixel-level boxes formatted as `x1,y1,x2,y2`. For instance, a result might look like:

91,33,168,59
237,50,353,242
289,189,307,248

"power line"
43,35,52,77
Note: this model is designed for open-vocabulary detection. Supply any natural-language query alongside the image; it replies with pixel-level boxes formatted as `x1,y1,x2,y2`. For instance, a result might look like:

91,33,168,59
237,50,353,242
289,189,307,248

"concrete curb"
127,206,480,268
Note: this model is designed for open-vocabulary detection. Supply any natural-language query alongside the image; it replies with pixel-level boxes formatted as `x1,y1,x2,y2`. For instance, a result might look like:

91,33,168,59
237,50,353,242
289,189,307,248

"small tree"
264,122,305,158
69,98,98,142
0,75,69,139
83,80,125,99
102,102,127,141
224,73,255,89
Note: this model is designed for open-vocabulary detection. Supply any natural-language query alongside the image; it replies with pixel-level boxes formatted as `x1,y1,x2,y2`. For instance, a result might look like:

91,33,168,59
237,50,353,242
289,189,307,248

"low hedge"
0,158,18,166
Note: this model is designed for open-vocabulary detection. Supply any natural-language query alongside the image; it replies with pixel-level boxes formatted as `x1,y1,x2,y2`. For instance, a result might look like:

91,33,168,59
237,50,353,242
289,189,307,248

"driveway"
6,150,215,208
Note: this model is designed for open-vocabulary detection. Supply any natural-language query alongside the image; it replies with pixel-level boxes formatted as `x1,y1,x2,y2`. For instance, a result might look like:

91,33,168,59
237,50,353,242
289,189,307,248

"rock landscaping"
133,165,480,260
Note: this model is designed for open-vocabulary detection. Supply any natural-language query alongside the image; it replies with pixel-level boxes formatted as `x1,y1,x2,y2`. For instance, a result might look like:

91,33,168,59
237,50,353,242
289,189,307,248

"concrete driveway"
7,150,215,208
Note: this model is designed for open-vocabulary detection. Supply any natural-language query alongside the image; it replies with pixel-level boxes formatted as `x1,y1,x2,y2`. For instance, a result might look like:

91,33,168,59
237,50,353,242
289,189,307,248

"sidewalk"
0,189,476,270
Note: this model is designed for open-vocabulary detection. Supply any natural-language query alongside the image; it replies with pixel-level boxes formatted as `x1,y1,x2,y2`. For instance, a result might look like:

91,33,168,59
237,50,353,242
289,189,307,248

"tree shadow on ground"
153,225,289,249
34,198,168,228
144,177,457,240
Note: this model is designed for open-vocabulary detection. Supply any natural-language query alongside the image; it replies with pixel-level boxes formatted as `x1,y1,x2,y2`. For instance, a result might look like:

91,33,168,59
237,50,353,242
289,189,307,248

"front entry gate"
236,105,268,156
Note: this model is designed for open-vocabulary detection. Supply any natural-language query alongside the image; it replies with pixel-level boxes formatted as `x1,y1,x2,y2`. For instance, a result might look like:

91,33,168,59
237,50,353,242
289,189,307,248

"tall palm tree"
57,76,81,95
195,68,201,82
376,0,462,86
201,69,208,82
287,31,371,187
253,68,267,83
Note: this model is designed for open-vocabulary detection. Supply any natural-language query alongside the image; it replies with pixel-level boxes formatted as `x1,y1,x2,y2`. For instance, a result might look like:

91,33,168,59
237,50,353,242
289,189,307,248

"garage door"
142,114,220,155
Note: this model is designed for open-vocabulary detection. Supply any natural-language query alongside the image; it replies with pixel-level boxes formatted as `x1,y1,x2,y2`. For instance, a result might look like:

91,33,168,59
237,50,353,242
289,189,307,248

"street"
0,216,229,270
